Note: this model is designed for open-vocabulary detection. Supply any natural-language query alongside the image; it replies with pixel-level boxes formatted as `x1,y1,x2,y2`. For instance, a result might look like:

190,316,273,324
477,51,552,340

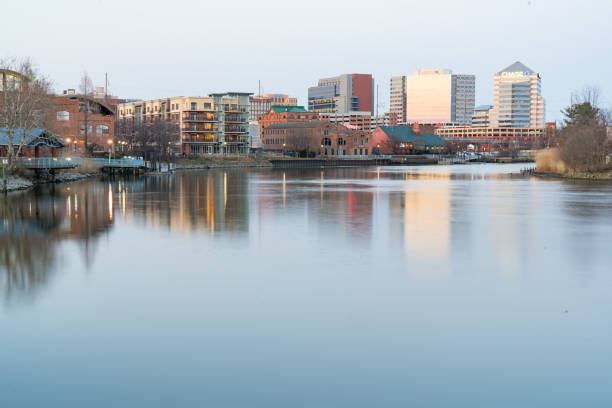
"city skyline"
3,0,611,123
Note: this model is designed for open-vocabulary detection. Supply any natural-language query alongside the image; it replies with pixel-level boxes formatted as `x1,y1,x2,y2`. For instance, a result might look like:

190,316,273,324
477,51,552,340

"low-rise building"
371,126,446,155
319,111,387,132
258,105,320,140
262,121,371,157
50,95,116,153
435,126,544,151
249,94,298,121
472,105,493,127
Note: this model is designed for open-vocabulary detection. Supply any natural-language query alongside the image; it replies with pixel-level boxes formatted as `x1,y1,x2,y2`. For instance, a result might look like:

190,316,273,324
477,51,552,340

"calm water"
2,163,612,407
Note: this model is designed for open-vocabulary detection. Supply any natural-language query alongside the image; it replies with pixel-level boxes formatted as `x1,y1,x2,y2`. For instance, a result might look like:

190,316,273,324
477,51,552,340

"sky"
3,0,611,122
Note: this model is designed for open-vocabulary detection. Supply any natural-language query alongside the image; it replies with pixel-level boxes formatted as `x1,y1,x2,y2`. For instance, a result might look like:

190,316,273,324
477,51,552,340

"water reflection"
1,182,113,303
2,165,612,305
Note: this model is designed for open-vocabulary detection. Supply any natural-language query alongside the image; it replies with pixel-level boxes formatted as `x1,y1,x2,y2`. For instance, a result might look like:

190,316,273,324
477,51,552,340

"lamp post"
107,139,113,165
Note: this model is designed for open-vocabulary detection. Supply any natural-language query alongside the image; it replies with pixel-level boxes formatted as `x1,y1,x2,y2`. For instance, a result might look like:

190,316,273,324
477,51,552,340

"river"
1,163,612,407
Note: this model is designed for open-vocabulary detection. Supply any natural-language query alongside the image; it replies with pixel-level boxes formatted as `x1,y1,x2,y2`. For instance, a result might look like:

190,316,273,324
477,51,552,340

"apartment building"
118,92,251,155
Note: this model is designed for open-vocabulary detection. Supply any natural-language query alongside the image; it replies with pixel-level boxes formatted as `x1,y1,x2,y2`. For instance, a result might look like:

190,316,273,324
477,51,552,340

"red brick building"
258,105,320,142
371,126,446,154
49,95,116,154
262,121,373,157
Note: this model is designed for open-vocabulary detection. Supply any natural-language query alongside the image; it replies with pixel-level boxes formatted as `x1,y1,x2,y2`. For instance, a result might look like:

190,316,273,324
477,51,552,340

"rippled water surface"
2,164,612,407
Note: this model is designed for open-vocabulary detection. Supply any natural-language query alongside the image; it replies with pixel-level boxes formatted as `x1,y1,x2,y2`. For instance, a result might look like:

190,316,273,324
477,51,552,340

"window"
56,111,70,121
204,102,211,109
191,102,197,110
96,125,109,135
80,125,93,134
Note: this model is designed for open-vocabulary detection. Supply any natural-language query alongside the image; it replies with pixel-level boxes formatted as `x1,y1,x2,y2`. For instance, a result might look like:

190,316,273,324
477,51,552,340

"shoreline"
534,170,612,182
3,172,101,193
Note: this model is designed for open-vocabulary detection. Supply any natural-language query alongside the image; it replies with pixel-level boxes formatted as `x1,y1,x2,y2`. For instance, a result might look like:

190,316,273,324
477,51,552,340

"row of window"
79,125,109,135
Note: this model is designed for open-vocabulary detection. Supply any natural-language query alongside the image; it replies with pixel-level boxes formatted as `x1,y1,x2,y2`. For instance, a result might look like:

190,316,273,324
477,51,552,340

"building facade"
308,73,374,115
371,126,446,155
249,94,298,121
397,69,475,125
50,95,116,153
262,121,371,157
472,105,493,127
389,76,407,124
319,111,387,132
258,105,320,141
118,92,251,155
435,126,544,151
490,61,544,128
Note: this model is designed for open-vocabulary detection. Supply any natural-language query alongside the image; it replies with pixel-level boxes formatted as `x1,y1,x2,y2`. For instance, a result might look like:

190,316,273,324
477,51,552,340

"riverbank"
176,155,275,169
534,169,612,181
3,171,100,193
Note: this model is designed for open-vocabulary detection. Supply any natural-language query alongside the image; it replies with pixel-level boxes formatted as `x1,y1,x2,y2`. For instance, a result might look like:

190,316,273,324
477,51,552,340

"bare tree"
0,58,52,172
78,72,94,156
286,127,316,157
560,124,607,172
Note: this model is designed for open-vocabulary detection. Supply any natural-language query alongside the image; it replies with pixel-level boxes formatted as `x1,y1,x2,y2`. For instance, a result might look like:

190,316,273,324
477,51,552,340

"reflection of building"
400,69,475,125
490,61,544,128
388,176,451,269
308,73,374,114
0,182,115,301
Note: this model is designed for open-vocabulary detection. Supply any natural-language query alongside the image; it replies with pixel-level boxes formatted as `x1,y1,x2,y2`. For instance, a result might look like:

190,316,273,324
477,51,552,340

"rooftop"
378,126,445,147
497,61,535,74
270,105,308,114
265,121,328,129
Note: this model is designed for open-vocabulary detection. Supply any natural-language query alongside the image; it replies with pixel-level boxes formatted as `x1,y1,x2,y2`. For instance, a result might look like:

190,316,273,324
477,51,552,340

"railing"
87,158,145,168
17,157,81,169
334,155,392,159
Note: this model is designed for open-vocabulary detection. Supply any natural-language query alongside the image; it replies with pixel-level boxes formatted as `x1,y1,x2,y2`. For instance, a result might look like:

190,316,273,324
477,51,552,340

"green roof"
270,105,308,113
378,126,445,148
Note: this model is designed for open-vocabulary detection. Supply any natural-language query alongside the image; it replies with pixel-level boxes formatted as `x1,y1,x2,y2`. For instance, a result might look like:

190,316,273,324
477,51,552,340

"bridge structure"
17,157,81,169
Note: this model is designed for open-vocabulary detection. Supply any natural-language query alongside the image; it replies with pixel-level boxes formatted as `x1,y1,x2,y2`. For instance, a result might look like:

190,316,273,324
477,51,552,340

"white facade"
472,105,493,127
398,69,475,125
490,62,544,128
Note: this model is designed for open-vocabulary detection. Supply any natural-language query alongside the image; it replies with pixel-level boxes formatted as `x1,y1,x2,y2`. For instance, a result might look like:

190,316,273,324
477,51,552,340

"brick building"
371,126,446,155
258,106,320,141
49,95,116,154
262,121,372,157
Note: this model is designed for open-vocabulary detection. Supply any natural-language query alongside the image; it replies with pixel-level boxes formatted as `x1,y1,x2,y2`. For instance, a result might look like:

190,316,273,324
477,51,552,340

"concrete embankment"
176,156,274,169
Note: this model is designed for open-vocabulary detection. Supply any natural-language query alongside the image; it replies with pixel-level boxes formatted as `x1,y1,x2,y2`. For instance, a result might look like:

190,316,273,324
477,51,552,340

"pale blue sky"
3,0,611,122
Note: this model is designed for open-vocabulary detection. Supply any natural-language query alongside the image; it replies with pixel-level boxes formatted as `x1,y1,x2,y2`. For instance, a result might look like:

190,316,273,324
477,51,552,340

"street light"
107,140,113,165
